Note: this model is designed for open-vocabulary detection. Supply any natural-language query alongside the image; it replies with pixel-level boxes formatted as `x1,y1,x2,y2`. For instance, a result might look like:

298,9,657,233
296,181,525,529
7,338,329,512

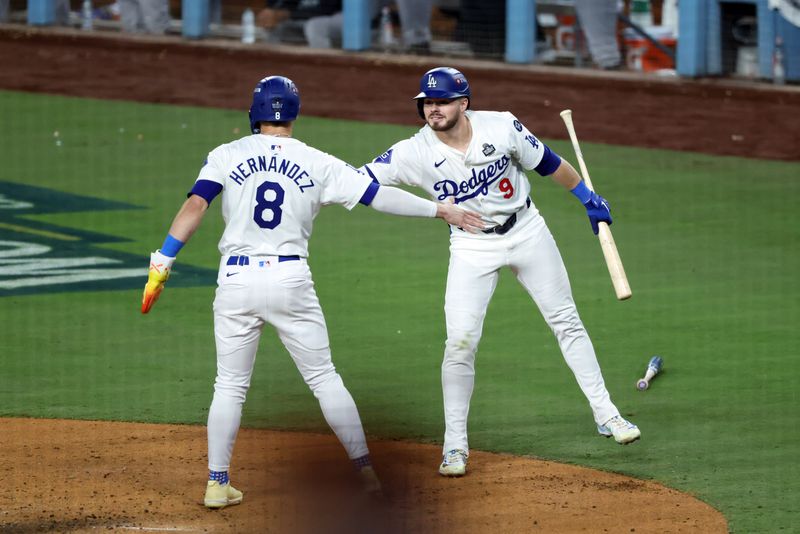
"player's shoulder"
369,134,425,164
299,142,346,169
298,143,365,179
470,110,519,126
471,111,538,141
208,134,258,157
397,132,428,153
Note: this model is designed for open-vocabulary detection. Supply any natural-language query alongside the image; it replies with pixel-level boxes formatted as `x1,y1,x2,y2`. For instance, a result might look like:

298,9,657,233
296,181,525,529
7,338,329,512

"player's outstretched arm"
142,195,209,314
366,185,484,233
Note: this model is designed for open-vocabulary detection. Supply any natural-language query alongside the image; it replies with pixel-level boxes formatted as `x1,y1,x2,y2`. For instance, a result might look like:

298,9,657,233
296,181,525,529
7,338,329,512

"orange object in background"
554,14,577,51
624,27,676,71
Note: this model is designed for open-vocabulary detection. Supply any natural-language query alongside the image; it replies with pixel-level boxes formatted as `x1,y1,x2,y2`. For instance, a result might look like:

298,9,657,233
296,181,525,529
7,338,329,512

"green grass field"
1,90,798,533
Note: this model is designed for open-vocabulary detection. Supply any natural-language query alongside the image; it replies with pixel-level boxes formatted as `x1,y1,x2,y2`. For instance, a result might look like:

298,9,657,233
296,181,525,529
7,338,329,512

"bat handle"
643,368,657,382
636,369,656,390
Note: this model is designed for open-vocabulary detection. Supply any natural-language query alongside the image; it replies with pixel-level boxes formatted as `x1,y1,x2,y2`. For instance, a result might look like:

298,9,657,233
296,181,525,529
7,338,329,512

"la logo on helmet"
427,75,437,88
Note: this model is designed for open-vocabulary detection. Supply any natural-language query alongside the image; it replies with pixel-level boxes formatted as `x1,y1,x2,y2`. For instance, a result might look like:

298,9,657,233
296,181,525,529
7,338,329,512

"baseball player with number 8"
361,67,640,477
141,75,484,507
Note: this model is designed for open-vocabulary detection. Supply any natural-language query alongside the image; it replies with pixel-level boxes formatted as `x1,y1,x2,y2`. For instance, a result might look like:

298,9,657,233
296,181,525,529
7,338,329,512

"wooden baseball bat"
559,109,632,300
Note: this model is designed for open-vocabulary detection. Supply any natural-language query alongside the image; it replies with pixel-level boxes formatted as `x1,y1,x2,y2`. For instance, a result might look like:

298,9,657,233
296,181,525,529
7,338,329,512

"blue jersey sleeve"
188,179,223,204
358,180,381,206
534,145,562,176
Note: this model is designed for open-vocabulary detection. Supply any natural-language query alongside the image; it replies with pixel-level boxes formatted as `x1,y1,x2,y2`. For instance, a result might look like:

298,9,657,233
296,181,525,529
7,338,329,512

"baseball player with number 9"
141,75,484,507
361,67,640,477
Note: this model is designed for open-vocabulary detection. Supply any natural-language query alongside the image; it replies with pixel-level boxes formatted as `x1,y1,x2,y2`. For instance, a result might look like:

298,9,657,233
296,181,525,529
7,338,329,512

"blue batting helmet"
249,76,300,133
414,67,471,119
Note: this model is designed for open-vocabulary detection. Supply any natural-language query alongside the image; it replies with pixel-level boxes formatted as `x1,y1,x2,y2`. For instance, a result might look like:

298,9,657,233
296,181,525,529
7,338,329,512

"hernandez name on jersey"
190,135,373,258
362,111,561,228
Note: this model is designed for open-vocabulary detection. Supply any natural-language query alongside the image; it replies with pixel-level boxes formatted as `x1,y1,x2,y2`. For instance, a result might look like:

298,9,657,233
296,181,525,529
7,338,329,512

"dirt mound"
3,418,726,533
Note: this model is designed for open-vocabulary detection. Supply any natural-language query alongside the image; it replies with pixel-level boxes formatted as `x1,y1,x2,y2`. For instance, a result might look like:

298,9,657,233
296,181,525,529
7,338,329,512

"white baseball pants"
442,210,620,454
207,256,369,472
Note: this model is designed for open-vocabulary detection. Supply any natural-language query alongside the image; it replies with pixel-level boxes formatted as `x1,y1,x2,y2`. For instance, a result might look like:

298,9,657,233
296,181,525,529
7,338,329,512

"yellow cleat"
204,481,243,509
439,449,468,477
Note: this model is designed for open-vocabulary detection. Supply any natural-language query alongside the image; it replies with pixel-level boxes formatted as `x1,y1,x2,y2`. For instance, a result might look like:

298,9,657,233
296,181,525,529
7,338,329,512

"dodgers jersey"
362,110,561,230
192,134,375,257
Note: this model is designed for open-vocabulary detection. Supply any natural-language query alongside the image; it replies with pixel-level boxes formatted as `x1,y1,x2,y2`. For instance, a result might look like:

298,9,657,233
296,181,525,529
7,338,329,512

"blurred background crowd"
2,0,797,82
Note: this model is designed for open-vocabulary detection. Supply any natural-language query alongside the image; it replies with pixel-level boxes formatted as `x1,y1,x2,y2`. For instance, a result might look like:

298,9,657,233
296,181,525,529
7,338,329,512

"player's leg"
268,261,377,486
206,269,264,507
510,224,621,427
208,297,262,472
441,242,500,473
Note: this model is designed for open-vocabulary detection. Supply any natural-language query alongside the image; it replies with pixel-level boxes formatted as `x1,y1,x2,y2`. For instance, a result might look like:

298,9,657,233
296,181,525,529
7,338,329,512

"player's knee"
304,365,340,392
547,305,585,338
213,379,249,403
444,334,478,363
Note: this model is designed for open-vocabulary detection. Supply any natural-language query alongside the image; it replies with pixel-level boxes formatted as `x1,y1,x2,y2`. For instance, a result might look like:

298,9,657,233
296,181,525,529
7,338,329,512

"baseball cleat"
204,480,243,509
597,415,641,444
439,448,468,476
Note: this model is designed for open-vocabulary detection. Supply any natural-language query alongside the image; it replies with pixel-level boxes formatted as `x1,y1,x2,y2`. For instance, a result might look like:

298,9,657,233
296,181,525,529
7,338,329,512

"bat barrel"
648,356,663,372
598,224,632,300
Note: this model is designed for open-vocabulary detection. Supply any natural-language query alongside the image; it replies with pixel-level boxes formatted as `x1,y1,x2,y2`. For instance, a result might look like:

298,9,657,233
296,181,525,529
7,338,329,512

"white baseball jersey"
193,134,374,257
362,110,561,230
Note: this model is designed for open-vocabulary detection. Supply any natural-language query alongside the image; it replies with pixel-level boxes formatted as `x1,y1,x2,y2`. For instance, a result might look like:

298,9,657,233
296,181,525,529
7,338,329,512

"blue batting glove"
570,181,613,235
583,191,612,235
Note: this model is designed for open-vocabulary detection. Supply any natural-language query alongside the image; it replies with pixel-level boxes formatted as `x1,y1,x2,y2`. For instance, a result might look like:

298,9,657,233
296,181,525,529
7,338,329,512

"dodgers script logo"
433,156,510,203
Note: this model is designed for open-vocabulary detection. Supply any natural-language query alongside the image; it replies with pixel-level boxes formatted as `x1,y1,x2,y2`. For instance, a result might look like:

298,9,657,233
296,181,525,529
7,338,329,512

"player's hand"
141,250,175,314
583,191,612,235
436,200,485,233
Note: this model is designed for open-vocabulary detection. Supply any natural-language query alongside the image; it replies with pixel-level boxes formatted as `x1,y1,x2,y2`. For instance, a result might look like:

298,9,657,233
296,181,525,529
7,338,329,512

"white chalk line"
91,526,200,532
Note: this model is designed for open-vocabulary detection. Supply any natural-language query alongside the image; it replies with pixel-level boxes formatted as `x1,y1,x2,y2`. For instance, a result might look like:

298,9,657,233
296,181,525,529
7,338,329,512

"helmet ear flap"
249,110,259,134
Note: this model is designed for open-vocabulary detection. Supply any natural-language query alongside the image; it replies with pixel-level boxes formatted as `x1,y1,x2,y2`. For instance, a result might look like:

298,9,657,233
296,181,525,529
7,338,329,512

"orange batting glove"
141,250,175,314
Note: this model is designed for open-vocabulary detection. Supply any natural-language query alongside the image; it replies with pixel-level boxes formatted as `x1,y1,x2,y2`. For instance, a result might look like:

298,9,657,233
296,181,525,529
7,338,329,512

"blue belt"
226,255,300,266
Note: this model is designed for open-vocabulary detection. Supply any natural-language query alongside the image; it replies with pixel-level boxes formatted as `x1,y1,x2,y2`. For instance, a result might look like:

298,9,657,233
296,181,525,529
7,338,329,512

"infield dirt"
4,418,727,533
